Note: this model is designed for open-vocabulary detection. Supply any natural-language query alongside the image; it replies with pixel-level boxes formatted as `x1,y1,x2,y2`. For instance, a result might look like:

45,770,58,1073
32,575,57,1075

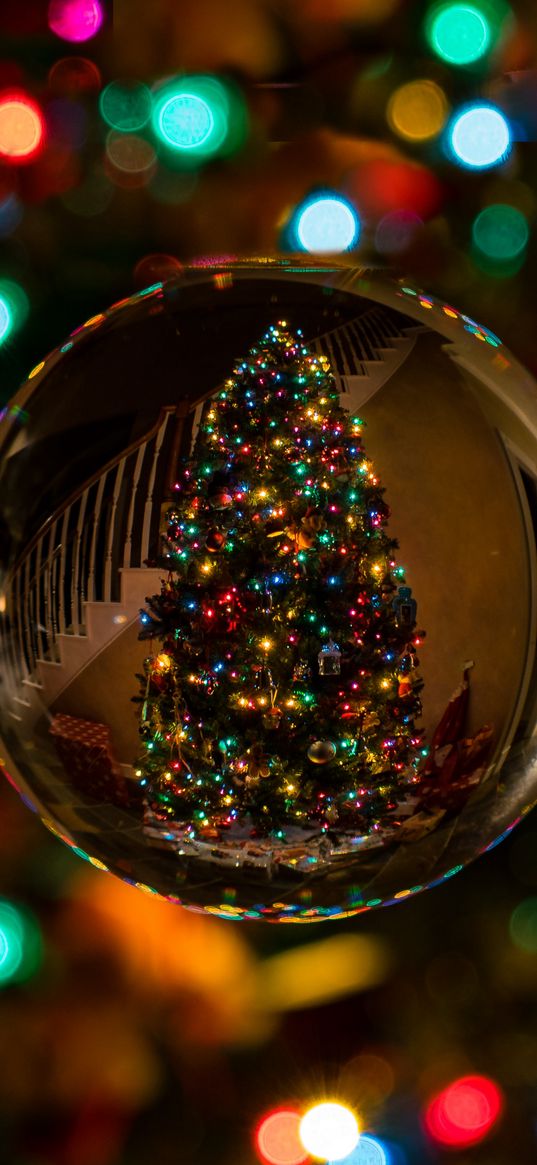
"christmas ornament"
318,640,342,677
205,529,225,552
393,585,418,626
1,260,536,923
307,741,337,764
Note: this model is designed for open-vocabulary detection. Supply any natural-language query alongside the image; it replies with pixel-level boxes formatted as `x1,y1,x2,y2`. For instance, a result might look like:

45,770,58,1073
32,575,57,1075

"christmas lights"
136,323,425,841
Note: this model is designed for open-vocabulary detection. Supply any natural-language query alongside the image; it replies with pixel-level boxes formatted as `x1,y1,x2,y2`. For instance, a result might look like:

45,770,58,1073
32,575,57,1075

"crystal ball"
1,260,536,922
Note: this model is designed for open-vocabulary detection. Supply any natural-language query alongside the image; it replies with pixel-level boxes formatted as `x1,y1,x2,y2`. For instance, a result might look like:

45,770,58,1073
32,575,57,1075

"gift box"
49,713,137,808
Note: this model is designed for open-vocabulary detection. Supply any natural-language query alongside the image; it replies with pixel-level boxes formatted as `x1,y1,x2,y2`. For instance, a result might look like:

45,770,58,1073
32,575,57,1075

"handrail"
8,402,189,577
0,404,187,701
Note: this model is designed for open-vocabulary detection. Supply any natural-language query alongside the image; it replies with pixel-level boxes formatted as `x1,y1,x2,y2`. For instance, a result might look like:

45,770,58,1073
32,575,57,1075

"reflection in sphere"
1,261,537,923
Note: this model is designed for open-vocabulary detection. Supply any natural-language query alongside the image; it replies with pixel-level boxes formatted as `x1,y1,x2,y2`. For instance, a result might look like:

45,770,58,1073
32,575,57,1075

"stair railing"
0,404,186,701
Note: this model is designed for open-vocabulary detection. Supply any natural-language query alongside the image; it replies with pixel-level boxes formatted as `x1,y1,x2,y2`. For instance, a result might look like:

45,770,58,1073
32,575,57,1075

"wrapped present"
395,808,446,842
49,713,137,808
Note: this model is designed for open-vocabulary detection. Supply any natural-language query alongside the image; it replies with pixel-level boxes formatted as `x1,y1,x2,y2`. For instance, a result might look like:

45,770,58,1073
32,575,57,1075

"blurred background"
2,0,537,1162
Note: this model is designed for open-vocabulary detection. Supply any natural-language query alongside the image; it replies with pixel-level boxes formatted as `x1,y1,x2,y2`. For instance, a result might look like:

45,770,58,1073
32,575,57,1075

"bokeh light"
151,75,247,163
48,55,102,95
375,210,422,254
510,896,537,951
425,1075,503,1147
328,1133,389,1165
0,93,45,162
345,160,442,221
448,104,511,169
427,3,491,65
48,0,104,43
0,279,29,344
99,80,153,133
0,298,12,345
294,194,360,254
133,254,183,288
47,98,87,149
0,192,23,237
472,203,529,260
255,1108,309,1165
0,899,42,984
105,132,156,187
387,79,449,142
260,934,391,1011
299,1102,360,1161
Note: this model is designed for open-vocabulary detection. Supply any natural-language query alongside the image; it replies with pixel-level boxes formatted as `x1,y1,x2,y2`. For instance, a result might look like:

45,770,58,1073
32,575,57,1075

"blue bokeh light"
329,1133,390,1165
448,104,511,169
295,194,360,253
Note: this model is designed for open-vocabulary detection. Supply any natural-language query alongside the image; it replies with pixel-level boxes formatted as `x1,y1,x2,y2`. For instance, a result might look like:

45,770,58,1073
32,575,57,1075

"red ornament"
209,489,233,510
206,529,225,552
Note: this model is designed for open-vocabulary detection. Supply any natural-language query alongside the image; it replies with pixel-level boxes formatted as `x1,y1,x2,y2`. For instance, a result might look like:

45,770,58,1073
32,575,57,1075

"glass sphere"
0,260,536,922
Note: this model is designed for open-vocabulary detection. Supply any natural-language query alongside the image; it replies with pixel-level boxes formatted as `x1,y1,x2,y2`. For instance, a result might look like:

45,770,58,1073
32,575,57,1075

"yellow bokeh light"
28,360,45,380
299,1101,360,1161
387,79,449,142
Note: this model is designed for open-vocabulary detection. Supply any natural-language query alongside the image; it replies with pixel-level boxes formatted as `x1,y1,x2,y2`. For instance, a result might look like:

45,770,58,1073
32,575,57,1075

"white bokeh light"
299,1102,360,1161
296,196,360,253
448,105,511,170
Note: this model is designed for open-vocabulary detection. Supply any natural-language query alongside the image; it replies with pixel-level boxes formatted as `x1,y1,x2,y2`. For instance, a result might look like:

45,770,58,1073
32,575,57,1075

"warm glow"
255,1108,309,1165
299,1102,360,1161
0,94,45,162
388,79,449,143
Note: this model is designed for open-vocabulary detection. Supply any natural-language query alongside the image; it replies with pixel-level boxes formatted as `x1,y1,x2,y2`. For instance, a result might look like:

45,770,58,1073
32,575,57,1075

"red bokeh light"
0,92,45,163
345,159,443,221
48,56,102,95
424,1074,503,1148
255,1107,309,1165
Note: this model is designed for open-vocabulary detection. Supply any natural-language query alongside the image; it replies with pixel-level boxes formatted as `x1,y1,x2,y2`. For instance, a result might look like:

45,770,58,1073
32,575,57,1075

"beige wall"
361,331,531,741
52,621,148,764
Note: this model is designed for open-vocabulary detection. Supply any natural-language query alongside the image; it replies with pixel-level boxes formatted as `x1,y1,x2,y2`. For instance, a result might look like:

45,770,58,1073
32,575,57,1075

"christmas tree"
135,322,426,841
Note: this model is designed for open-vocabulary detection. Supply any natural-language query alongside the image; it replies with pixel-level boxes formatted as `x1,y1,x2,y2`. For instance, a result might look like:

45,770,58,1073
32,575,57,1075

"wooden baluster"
103,460,126,603
70,490,88,636
58,504,71,638
123,444,146,570
49,521,61,663
86,474,107,603
140,416,170,565
23,557,35,677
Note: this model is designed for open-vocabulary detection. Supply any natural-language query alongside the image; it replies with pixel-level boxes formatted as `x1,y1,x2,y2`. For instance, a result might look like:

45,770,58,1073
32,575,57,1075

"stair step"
119,567,163,607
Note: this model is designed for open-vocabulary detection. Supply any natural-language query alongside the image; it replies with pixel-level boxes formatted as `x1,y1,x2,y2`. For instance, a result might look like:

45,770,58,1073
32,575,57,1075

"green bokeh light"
472,203,529,260
0,900,42,985
0,279,29,346
151,75,247,164
99,80,152,133
0,296,12,344
428,3,491,64
510,898,537,952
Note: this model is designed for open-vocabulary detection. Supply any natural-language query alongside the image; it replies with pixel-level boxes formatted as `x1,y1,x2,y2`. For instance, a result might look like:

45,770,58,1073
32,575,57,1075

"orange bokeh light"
255,1108,309,1165
0,93,45,162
